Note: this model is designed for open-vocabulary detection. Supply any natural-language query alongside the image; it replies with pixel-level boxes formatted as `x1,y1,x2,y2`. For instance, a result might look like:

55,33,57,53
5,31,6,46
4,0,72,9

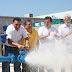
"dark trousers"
2,45,21,72
22,63,30,72
22,63,38,72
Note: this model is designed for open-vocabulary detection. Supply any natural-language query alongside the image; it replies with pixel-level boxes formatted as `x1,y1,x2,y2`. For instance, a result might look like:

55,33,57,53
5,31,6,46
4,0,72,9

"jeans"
22,63,30,72
2,45,21,72
22,63,38,72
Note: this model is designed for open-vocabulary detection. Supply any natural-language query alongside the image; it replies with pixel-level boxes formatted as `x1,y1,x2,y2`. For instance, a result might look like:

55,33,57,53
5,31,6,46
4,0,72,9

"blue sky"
0,0,72,17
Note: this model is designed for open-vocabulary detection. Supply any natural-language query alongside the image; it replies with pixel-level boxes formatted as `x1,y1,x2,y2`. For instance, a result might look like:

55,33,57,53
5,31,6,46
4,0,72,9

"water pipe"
0,49,27,63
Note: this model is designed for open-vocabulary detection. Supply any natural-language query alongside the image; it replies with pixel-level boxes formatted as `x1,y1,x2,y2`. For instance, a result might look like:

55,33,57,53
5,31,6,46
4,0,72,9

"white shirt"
38,26,56,44
5,24,28,47
58,24,72,36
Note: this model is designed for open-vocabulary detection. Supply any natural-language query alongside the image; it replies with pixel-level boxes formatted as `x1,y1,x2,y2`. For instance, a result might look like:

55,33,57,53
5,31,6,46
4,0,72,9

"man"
58,14,72,37
57,14,72,72
38,16,57,44
21,19,39,72
38,16,58,72
2,17,29,72
21,19,39,50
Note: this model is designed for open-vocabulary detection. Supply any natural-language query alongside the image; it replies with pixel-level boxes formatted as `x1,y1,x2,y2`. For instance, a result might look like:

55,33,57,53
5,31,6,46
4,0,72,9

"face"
13,20,21,31
64,16,71,26
44,19,52,28
25,21,33,30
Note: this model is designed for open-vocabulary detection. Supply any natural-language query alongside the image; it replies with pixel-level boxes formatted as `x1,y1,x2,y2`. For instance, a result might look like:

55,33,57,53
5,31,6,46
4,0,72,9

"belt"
5,45,19,55
5,45,18,50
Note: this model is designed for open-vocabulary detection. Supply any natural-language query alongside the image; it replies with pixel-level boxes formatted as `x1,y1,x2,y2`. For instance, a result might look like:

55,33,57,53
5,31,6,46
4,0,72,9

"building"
34,10,72,19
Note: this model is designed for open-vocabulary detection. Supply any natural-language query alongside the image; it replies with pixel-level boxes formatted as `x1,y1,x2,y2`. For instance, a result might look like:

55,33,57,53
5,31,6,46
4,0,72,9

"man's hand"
54,30,58,36
47,29,51,36
63,30,72,38
69,30,72,34
18,45,25,50
24,45,29,50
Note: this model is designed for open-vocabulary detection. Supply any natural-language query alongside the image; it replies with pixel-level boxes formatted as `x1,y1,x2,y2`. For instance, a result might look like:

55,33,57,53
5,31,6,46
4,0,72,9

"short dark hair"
44,16,52,22
13,17,21,22
24,19,32,25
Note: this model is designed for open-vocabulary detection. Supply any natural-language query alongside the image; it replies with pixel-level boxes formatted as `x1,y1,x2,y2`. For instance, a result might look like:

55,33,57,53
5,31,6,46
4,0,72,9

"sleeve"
20,37,25,45
22,27,28,38
37,34,40,40
54,28,56,31
51,27,56,32
38,27,43,36
35,30,40,40
6,27,12,39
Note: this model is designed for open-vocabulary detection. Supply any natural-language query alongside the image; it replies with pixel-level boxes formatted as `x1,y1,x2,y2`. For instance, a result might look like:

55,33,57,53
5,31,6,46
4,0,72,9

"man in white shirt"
57,14,72,72
2,17,29,72
58,14,72,37
38,16,57,72
38,16,57,44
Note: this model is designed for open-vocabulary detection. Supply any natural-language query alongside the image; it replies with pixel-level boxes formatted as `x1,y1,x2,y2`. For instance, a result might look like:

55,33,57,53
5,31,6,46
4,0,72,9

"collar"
45,26,51,30
64,24,71,28
19,26,22,30
12,24,16,31
12,24,21,31
26,28,34,34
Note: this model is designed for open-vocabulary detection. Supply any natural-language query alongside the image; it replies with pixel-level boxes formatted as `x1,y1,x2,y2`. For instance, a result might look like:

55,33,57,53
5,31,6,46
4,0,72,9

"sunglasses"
26,24,32,26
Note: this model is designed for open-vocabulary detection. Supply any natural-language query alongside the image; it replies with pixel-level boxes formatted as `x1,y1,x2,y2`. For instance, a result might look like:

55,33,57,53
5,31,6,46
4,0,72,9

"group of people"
2,14,72,72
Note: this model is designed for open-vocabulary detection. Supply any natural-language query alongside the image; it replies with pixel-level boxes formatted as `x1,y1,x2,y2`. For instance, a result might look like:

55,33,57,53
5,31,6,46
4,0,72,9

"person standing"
57,14,72,72
2,17,29,72
21,19,39,72
38,16,58,72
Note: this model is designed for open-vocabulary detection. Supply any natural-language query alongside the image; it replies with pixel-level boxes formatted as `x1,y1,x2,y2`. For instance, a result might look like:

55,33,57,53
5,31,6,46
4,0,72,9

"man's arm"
25,37,29,47
54,30,59,38
8,38,25,50
39,29,51,39
63,30,72,38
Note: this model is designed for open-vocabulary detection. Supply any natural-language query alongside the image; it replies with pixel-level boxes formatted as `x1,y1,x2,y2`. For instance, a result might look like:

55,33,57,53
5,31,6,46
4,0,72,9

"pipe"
17,49,28,63
0,49,27,63
0,33,7,55
0,53,15,63
1,25,7,55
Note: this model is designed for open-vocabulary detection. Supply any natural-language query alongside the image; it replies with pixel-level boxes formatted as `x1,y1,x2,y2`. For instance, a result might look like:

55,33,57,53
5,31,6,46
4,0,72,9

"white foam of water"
25,37,72,68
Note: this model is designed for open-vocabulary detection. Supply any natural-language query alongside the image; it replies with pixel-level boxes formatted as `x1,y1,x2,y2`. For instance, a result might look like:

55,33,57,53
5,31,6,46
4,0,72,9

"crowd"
2,14,72,72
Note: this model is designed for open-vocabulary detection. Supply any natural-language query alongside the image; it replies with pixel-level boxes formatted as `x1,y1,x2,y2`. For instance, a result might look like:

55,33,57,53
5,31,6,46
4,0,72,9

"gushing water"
25,36,72,69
